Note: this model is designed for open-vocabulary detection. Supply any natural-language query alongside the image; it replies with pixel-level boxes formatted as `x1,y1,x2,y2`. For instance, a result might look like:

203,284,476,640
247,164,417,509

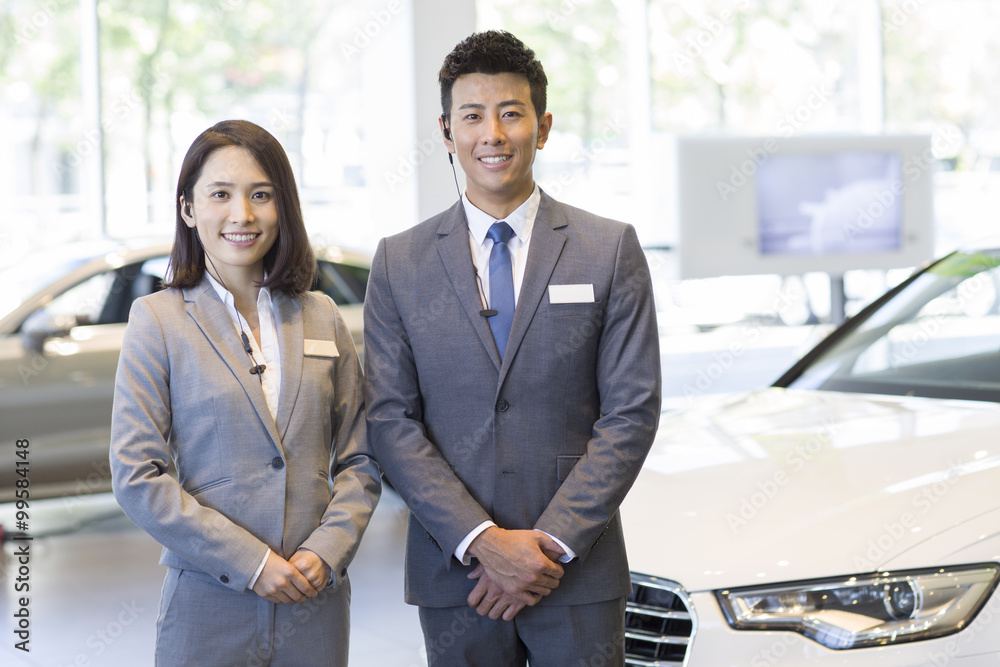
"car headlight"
716,564,999,650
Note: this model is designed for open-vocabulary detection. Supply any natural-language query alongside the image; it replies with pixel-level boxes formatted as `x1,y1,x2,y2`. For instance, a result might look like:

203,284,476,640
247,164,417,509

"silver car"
0,239,370,502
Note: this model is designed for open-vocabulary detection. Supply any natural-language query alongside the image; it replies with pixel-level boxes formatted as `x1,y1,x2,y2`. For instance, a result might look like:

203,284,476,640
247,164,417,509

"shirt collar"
205,271,273,310
463,185,541,246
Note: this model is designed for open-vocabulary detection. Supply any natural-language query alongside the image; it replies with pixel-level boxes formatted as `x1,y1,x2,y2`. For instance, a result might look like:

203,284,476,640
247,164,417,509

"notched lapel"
272,293,303,441
436,205,503,371
183,281,284,454
500,196,568,381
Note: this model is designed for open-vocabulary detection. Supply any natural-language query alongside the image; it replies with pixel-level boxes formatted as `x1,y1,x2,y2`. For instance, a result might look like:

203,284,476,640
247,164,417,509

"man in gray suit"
364,30,660,665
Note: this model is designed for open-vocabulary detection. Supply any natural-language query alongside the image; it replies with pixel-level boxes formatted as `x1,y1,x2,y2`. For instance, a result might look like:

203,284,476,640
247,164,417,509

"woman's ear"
180,196,195,227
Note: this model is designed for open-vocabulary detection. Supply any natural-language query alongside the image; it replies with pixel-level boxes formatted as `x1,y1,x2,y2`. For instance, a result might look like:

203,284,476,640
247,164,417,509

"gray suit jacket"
111,279,381,593
364,191,660,607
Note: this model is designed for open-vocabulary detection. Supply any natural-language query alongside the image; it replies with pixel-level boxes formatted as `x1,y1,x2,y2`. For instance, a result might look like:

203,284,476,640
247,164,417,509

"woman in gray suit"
110,120,381,666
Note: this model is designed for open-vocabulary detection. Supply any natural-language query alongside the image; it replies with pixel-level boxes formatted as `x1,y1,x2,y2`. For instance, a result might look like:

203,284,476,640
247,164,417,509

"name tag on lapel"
304,339,339,358
548,284,595,304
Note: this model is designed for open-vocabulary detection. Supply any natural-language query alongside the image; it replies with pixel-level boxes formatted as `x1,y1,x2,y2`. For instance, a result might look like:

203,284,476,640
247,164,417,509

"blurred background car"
621,241,1000,665
0,239,371,502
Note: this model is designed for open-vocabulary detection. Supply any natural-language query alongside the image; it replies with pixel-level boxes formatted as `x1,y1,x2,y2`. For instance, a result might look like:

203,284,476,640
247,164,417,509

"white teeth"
480,156,510,164
224,233,258,242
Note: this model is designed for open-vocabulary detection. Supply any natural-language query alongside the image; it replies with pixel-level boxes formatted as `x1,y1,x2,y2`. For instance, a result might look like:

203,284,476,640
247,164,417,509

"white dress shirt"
455,186,576,565
205,273,281,589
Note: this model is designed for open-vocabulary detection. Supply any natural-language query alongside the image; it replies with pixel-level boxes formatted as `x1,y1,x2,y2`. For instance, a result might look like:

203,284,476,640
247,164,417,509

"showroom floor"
0,488,425,667
0,324,815,666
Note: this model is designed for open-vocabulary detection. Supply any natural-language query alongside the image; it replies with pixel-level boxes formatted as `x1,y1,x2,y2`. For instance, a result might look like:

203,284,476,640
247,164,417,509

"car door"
0,258,166,501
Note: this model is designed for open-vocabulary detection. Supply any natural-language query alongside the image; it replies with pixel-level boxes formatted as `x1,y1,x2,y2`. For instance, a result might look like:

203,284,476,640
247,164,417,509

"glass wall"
3,1,1000,268
1,0,377,261
481,0,1000,324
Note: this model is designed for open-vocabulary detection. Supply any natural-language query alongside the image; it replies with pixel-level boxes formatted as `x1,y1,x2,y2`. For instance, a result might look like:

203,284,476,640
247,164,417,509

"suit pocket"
188,477,232,496
544,301,603,319
557,455,582,481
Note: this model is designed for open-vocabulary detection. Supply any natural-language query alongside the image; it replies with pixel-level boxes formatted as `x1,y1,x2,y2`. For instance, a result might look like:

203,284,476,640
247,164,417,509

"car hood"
621,387,1000,593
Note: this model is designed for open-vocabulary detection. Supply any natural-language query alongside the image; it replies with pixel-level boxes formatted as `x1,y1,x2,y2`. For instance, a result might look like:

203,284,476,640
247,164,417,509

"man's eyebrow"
456,100,528,111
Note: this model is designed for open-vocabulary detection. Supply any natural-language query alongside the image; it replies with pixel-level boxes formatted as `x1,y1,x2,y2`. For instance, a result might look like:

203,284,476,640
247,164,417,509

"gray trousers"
154,567,351,667
419,597,626,667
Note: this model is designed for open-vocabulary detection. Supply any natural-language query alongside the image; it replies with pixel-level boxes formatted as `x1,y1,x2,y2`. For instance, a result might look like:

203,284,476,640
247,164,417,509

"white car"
622,243,1000,665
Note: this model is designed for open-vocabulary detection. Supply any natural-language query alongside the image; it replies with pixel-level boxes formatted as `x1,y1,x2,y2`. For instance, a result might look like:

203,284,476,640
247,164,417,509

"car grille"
625,574,696,666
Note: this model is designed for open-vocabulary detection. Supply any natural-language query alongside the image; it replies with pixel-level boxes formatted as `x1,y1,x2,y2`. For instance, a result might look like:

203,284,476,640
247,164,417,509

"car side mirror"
21,310,79,354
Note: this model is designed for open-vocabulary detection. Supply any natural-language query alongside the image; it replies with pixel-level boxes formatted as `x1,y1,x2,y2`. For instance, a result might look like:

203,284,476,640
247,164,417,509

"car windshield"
783,248,1000,402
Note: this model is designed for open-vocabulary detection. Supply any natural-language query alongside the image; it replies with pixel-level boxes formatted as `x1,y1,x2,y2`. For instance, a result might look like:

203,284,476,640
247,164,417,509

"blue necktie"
486,221,515,359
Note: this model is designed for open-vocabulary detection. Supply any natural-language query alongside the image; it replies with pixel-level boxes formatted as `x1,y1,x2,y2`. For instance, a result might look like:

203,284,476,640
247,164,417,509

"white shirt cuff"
455,521,496,565
538,531,576,563
247,549,271,590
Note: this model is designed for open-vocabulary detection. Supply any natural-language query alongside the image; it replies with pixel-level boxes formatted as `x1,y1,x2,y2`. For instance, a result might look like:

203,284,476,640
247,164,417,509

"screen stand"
830,273,846,325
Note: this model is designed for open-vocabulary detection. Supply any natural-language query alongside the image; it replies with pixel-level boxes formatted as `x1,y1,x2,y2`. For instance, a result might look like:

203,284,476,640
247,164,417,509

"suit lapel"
436,201,504,371
273,292,303,441
500,193,567,383
183,280,284,454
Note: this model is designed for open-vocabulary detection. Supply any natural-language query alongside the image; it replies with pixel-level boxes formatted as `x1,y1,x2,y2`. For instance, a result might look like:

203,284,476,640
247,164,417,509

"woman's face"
181,145,279,284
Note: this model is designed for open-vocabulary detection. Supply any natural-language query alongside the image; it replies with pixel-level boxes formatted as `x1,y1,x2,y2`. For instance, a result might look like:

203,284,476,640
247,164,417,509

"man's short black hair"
439,30,548,122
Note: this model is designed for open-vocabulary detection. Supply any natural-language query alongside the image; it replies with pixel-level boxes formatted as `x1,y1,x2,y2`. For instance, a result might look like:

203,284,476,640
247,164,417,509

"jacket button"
272,457,285,470
496,399,509,412
220,575,229,584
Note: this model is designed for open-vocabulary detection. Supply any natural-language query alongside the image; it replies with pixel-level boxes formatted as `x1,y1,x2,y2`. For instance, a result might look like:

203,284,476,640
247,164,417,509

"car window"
786,250,1000,402
30,272,115,328
314,261,369,305
19,259,165,332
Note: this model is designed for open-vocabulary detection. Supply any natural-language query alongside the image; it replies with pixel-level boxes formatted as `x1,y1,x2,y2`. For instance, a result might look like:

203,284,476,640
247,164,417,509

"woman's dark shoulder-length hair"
165,119,315,294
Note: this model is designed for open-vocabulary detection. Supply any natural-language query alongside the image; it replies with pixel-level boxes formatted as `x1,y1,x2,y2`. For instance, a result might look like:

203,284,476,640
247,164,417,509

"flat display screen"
756,152,902,257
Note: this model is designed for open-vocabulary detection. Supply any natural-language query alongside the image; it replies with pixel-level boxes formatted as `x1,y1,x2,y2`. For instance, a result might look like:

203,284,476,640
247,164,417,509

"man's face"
444,72,552,218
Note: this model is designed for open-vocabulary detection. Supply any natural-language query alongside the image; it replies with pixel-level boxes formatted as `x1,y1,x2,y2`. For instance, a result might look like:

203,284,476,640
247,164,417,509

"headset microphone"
474,267,497,317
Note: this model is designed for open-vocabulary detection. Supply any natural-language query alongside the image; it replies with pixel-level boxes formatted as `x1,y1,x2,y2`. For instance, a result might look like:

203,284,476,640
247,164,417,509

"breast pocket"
545,301,604,319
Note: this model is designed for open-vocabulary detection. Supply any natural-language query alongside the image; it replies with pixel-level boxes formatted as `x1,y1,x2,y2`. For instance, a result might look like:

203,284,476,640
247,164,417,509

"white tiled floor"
0,489,425,667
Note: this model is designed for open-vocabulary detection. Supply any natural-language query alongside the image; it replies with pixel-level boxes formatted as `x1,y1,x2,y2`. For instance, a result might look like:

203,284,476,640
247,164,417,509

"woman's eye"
252,191,272,201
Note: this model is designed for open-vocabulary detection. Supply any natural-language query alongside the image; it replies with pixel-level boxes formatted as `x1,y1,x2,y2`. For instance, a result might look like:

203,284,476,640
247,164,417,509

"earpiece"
440,114,461,201
184,203,191,216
